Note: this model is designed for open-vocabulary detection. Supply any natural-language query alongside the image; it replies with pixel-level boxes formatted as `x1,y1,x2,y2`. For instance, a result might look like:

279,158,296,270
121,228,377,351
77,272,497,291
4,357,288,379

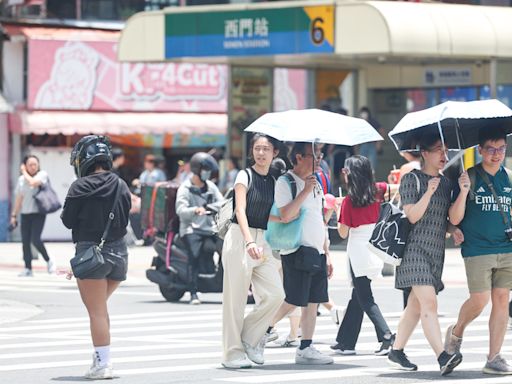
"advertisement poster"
28,39,228,113
229,67,272,158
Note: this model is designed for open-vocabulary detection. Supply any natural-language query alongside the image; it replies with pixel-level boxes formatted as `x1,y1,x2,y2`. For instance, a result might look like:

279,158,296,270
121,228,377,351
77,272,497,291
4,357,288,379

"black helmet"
70,135,113,177
189,152,218,181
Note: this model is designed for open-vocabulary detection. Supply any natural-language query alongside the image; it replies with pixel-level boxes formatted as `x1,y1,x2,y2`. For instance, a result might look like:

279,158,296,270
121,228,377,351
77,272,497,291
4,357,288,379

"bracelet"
245,241,255,247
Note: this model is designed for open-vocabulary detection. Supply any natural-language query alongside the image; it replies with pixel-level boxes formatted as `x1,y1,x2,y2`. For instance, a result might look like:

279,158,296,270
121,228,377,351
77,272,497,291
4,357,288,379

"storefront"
118,0,512,179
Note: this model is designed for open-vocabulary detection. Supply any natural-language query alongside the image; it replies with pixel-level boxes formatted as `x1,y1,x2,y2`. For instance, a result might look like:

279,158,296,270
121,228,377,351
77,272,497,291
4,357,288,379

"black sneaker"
438,351,463,376
375,334,396,356
190,293,201,305
388,349,418,371
330,343,356,355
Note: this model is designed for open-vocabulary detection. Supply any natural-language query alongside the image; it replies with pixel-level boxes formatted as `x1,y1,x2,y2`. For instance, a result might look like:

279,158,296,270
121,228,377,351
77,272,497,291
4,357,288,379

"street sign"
165,5,334,58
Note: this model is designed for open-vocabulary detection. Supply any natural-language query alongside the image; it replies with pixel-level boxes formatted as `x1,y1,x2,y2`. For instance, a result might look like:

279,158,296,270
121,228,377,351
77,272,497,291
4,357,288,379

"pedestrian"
221,134,285,369
388,134,463,375
10,155,55,277
219,157,240,195
446,127,512,375
264,142,334,365
61,135,131,379
132,154,167,194
175,152,224,305
331,155,395,356
357,107,385,170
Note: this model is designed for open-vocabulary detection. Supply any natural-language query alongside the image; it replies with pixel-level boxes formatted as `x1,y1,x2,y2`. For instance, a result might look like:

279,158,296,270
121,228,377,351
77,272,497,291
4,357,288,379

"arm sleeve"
233,169,249,189
274,176,292,209
339,197,352,227
175,185,196,221
35,170,49,186
15,176,23,196
60,183,79,229
399,172,420,206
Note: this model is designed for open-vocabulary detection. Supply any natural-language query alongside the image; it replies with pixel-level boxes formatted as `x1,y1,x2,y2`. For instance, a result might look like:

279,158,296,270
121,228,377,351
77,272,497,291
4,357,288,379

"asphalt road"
0,242,511,384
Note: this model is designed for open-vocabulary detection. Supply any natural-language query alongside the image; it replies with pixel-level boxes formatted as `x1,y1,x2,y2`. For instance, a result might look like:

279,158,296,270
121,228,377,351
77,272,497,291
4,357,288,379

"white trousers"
221,223,285,363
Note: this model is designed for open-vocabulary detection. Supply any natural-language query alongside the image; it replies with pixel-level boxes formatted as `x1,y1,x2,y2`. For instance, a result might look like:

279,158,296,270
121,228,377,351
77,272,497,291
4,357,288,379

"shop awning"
2,23,120,41
9,110,227,136
118,0,512,64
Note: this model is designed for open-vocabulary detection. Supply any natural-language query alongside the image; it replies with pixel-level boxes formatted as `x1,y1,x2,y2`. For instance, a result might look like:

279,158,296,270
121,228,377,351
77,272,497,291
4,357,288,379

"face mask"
200,169,212,181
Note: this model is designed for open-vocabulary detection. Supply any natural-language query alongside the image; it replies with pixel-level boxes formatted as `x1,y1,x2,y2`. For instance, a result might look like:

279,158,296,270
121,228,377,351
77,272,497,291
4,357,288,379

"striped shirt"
232,168,275,230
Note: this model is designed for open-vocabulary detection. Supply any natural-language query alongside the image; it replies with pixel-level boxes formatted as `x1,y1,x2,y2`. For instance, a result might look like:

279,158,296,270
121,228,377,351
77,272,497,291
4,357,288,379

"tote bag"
34,180,62,214
367,172,420,266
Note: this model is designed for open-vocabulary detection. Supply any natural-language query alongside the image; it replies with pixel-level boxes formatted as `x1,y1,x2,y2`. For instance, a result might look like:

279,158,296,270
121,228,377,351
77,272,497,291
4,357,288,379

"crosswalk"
1,272,512,383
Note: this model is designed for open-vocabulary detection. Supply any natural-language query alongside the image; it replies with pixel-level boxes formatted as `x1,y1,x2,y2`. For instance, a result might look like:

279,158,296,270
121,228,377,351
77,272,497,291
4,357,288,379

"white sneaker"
295,345,334,365
265,329,279,343
330,306,345,325
47,260,56,274
222,356,252,369
84,353,113,379
18,269,33,277
242,334,268,365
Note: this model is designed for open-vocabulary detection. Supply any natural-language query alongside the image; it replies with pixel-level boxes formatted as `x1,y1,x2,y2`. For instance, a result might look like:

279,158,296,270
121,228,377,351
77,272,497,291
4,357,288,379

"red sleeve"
339,196,352,227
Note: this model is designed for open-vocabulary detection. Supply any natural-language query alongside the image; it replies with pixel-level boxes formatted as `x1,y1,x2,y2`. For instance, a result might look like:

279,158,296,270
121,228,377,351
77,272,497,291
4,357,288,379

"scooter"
146,206,224,302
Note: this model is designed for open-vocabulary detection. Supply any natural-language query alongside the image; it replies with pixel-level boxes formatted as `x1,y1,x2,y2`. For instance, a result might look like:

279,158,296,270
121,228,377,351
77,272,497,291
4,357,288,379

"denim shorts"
74,238,128,281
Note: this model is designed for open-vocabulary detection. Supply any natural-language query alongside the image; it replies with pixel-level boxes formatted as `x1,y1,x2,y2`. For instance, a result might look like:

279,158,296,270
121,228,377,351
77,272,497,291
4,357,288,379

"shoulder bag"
70,179,123,279
215,168,251,240
367,172,420,266
34,179,62,214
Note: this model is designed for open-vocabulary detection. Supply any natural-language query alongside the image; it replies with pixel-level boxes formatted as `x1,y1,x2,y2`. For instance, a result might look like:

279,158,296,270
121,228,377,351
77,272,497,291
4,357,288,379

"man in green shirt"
447,127,512,375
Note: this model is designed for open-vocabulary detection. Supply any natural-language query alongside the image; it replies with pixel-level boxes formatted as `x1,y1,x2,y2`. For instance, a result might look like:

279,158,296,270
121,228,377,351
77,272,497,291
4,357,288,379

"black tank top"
233,168,275,230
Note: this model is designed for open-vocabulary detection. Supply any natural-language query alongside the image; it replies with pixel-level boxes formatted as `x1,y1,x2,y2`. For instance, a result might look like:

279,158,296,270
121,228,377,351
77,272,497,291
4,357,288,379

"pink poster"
28,39,228,113
274,68,308,111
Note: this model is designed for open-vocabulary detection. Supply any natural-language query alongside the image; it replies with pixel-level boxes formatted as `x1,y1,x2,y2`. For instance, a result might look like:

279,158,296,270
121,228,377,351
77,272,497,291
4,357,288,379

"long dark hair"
248,133,280,164
344,155,377,208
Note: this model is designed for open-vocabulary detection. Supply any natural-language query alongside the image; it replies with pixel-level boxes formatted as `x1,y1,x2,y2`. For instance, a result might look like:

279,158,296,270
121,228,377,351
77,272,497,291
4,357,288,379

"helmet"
70,135,113,177
189,152,218,182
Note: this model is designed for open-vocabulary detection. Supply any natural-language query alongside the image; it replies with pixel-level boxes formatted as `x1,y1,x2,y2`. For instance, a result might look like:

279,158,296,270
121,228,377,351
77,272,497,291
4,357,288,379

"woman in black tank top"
221,134,286,369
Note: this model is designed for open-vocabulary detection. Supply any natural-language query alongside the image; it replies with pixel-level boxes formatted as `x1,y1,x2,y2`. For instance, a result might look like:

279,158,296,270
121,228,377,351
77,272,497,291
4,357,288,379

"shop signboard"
28,40,228,113
165,5,334,58
424,68,472,87
229,67,272,159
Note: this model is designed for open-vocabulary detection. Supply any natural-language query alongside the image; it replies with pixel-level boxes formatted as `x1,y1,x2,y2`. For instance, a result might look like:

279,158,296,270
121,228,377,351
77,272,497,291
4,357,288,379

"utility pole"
76,0,81,20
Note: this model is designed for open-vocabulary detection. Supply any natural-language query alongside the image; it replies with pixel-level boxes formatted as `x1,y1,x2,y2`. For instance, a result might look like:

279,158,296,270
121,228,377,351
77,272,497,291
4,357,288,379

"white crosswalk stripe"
1,271,512,383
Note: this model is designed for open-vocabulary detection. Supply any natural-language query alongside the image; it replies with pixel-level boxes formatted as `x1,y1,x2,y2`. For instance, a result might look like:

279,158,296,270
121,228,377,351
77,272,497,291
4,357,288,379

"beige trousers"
221,223,285,363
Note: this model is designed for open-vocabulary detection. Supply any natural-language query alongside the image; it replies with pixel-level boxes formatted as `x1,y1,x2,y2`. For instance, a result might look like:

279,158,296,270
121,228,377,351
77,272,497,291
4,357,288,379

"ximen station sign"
164,5,334,58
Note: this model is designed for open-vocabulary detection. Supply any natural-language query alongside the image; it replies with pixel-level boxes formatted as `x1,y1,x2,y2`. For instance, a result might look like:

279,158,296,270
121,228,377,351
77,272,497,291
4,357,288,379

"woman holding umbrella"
387,133,464,376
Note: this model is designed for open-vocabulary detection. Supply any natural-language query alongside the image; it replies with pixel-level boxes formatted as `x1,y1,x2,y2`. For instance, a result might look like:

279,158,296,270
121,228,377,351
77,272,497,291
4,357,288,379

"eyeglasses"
254,146,273,153
482,145,506,156
302,152,324,160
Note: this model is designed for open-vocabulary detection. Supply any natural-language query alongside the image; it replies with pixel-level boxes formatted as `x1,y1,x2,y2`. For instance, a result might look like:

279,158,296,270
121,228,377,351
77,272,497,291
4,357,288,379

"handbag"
265,173,305,251
215,169,251,240
70,179,123,279
367,172,420,266
34,180,62,214
291,245,323,274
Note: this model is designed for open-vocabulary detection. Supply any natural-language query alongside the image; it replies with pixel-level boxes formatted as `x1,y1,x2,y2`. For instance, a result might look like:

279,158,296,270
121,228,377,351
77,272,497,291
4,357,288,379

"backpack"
215,168,252,240
367,171,420,266
467,164,512,201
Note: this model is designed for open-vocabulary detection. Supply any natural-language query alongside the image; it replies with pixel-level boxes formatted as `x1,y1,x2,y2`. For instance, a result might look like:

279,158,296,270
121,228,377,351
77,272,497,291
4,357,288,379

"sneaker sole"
295,358,334,365
387,359,418,371
266,333,279,343
374,349,390,356
482,367,512,375
221,363,252,369
335,350,356,356
441,354,463,376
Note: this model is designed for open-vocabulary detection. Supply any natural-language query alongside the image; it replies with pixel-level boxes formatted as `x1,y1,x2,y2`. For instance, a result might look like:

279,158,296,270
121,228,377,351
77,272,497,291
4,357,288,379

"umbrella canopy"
244,109,383,146
389,99,512,151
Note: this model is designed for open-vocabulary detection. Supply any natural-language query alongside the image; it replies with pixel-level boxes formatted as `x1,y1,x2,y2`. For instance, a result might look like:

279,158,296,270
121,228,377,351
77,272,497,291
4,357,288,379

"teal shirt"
460,166,512,257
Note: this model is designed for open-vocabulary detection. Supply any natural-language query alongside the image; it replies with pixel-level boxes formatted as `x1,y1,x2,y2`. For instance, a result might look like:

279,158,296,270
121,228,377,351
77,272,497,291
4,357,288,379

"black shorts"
74,239,128,281
281,249,328,307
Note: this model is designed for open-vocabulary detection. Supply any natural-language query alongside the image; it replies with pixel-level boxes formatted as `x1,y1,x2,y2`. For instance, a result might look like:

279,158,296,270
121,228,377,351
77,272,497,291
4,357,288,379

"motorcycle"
146,205,224,302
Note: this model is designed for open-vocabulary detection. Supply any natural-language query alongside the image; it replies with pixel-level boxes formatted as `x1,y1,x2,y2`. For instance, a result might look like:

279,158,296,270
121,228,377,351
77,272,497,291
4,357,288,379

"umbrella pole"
455,119,465,171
